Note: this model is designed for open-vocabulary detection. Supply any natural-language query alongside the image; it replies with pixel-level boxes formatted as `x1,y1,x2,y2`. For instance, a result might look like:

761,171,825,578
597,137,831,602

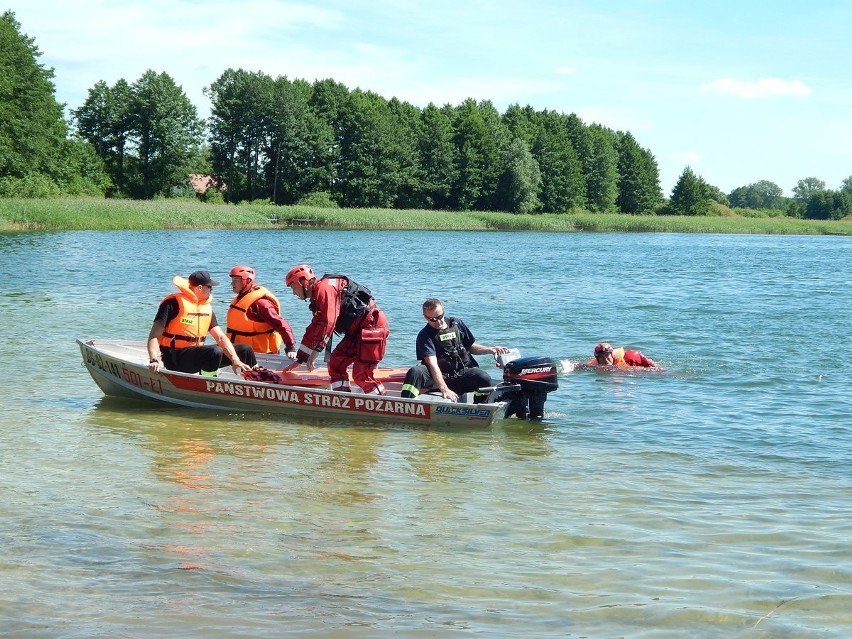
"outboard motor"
497,356,559,420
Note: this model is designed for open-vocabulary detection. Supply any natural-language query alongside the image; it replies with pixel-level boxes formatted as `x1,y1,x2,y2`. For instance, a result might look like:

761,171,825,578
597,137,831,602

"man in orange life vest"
146,270,255,376
226,265,297,358
282,264,390,395
587,342,657,368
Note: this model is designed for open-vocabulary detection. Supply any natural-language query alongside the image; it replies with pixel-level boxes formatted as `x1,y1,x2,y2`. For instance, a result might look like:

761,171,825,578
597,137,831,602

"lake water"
1,229,851,638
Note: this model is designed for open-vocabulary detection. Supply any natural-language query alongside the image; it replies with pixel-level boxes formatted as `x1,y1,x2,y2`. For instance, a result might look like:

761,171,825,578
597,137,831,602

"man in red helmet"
226,265,297,358
283,264,390,395
584,342,658,369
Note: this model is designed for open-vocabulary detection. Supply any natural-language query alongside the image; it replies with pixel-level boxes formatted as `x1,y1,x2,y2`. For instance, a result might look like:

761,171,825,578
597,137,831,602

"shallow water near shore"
1,229,851,637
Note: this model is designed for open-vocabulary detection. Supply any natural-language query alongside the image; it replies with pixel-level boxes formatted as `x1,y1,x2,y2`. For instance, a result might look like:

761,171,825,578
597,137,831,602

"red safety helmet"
229,265,256,289
285,264,315,287
594,342,614,355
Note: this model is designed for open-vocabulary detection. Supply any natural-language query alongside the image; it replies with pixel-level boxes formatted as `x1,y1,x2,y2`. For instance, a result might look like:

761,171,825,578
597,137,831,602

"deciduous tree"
266,76,333,205
72,79,132,195
496,137,541,213
792,177,827,201
128,70,205,199
728,180,784,210
0,11,105,195
803,190,852,220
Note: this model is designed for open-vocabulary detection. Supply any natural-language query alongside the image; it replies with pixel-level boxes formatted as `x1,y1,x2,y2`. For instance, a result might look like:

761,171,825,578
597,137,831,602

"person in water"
226,264,297,358
147,270,255,376
400,298,510,402
586,342,657,368
282,264,390,395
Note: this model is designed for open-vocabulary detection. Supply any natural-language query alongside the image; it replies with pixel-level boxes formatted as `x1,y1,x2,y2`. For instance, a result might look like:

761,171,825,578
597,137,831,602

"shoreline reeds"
1,197,849,235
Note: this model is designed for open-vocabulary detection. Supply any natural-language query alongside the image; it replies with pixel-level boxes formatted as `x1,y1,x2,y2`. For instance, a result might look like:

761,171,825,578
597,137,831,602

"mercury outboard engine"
494,356,559,420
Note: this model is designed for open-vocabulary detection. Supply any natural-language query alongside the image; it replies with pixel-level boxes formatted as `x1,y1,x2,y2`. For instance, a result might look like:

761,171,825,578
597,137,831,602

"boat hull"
78,339,509,428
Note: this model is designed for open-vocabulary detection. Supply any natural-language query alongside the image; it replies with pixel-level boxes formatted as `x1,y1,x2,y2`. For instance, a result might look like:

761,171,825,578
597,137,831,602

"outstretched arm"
469,342,510,356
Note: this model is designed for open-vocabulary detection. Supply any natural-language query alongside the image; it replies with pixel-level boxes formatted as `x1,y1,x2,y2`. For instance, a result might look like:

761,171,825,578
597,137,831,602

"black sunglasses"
425,314,444,323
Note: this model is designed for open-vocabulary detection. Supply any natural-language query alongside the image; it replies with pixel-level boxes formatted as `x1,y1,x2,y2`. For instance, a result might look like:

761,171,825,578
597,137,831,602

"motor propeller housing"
477,356,559,420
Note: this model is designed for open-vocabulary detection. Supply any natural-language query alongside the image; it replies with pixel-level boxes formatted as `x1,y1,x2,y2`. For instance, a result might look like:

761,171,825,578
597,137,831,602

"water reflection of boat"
78,339,558,428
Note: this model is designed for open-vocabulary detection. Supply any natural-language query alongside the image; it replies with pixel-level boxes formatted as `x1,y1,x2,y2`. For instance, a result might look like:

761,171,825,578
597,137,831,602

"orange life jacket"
226,285,283,354
158,276,212,349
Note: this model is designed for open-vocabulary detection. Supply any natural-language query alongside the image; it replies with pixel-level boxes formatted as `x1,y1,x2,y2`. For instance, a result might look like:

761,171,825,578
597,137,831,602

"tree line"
2,11,850,219
73,67,664,215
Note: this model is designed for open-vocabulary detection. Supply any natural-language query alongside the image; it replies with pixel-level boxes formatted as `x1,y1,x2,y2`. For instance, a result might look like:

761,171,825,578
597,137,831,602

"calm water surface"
1,229,851,638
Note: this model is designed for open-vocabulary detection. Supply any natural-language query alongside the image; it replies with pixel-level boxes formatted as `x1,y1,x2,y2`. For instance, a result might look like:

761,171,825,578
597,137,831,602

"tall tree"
206,69,274,202
584,125,619,212
77,71,206,200
266,76,333,204
0,11,68,181
502,104,539,147
616,131,662,214
531,110,585,212
308,78,351,200
669,166,711,215
336,89,408,208
450,99,493,210
473,100,511,210
385,97,421,209
128,70,205,199
73,79,133,195
414,103,457,209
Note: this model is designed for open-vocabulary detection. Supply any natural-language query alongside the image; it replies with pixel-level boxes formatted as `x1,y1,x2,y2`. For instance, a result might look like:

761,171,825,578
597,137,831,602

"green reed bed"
1,198,849,235
276,206,489,230
0,198,273,231
538,212,851,235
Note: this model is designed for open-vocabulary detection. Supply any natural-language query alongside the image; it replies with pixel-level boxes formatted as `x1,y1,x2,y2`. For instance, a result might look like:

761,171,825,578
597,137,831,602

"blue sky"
8,0,851,196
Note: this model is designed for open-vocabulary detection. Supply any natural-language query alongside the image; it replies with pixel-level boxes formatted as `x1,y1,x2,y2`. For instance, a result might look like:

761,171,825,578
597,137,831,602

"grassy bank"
1,197,850,235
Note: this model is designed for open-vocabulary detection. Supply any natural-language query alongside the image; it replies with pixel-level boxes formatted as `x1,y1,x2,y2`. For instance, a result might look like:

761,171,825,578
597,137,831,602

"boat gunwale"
77,338,509,427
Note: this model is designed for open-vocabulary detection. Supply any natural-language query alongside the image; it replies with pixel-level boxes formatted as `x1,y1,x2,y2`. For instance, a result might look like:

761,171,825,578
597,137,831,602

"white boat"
78,339,559,428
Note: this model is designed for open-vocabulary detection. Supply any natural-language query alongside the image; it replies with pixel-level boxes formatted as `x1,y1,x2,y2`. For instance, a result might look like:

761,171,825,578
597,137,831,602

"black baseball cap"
188,270,220,287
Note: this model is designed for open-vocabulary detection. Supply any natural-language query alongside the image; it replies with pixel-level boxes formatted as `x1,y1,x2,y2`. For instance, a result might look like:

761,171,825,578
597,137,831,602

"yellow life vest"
158,276,212,349
226,285,283,354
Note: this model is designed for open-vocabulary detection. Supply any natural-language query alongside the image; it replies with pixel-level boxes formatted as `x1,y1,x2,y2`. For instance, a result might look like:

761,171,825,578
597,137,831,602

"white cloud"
699,78,812,99
554,66,577,76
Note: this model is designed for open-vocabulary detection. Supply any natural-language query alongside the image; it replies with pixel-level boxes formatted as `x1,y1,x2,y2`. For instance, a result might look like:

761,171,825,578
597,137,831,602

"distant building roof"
189,174,226,194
